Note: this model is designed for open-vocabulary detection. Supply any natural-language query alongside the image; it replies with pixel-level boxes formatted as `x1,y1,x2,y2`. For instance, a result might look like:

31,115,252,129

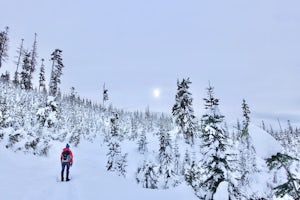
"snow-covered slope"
249,124,282,159
0,140,197,200
0,124,290,200
0,81,298,199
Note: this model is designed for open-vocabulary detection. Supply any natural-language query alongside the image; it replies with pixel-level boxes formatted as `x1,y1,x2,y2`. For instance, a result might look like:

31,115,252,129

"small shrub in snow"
6,133,23,148
136,161,159,189
0,132,4,140
36,96,57,128
25,138,40,151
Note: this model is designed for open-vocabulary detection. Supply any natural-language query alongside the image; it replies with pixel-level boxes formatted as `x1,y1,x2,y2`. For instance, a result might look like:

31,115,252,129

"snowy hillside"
0,123,296,200
0,80,299,200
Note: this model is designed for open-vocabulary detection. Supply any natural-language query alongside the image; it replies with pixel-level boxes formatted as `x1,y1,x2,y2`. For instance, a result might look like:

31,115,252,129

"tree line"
0,26,64,97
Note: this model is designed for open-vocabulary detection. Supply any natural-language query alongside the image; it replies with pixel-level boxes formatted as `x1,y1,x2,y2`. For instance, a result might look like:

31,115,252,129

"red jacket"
60,148,73,163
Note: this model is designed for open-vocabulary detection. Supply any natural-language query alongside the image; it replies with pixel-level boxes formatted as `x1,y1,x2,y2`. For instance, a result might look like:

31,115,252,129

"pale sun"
153,89,160,98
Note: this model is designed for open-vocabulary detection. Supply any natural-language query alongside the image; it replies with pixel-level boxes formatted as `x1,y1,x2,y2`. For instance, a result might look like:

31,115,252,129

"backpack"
62,150,71,162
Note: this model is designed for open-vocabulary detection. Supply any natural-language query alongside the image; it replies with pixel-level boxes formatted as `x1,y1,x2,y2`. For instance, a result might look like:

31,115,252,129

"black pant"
61,162,70,179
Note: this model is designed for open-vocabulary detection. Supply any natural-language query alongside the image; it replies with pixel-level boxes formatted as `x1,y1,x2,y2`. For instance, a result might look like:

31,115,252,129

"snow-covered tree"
181,149,191,175
116,153,128,177
39,58,46,93
136,161,159,189
238,99,257,198
241,99,250,136
69,130,81,147
172,78,197,146
49,49,64,96
68,87,81,147
102,83,109,108
185,160,201,192
20,51,32,90
106,112,127,176
30,33,38,77
138,127,148,154
106,139,121,171
0,98,9,128
158,122,177,189
173,139,181,175
110,112,119,138
130,115,138,140
106,113,120,171
1,71,10,82
36,96,58,128
13,38,24,86
0,26,9,68
198,83,231,199
266,153,300,199
145,106,154,132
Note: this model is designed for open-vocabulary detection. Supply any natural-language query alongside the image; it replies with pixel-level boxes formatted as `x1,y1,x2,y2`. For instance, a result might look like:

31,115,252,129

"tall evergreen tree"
30,33,38,79
158,122,176,189
19,34,38,89
107,113,120,171
39,58,46,93
13,38,24,86
238,99,257,198
199,83,231,199
0,26,9,68
102,83,109,108
285,120,293,146
130,116,138,140
106,112,127,176
20,51,32,90
241,99,250,136
173,139,181,175
172,78,197,145
145,106,154,132
49,49,64,96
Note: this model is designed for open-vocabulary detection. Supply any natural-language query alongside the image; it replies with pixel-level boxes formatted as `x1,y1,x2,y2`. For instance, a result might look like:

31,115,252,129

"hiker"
60,143,73,181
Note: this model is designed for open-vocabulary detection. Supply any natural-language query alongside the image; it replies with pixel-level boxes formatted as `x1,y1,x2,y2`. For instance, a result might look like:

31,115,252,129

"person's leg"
61,162,66,181
66,163,70,181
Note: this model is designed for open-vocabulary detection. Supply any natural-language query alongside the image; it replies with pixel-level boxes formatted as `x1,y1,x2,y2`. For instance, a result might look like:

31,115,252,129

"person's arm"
70,151,73,164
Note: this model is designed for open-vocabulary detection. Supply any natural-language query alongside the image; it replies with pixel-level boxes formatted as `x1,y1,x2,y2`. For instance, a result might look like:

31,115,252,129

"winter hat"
66,143,70,148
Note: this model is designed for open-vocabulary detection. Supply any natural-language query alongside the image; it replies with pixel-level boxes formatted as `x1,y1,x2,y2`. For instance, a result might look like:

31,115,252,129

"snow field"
0,139,197,200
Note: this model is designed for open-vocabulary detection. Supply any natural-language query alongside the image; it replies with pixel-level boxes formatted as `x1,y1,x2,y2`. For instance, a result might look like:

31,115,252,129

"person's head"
66,143,70,148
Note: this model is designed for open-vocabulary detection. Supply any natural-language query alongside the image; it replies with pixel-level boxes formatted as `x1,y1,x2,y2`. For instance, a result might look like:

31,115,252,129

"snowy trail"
0,141,197,200
18,142,101,200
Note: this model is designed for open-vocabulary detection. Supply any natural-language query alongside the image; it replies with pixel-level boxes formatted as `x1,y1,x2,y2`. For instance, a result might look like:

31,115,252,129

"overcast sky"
1,0,300,127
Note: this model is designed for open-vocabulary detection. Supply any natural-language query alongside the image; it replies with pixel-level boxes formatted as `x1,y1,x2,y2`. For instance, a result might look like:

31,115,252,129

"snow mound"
249,124,282,159
214,181,229,200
